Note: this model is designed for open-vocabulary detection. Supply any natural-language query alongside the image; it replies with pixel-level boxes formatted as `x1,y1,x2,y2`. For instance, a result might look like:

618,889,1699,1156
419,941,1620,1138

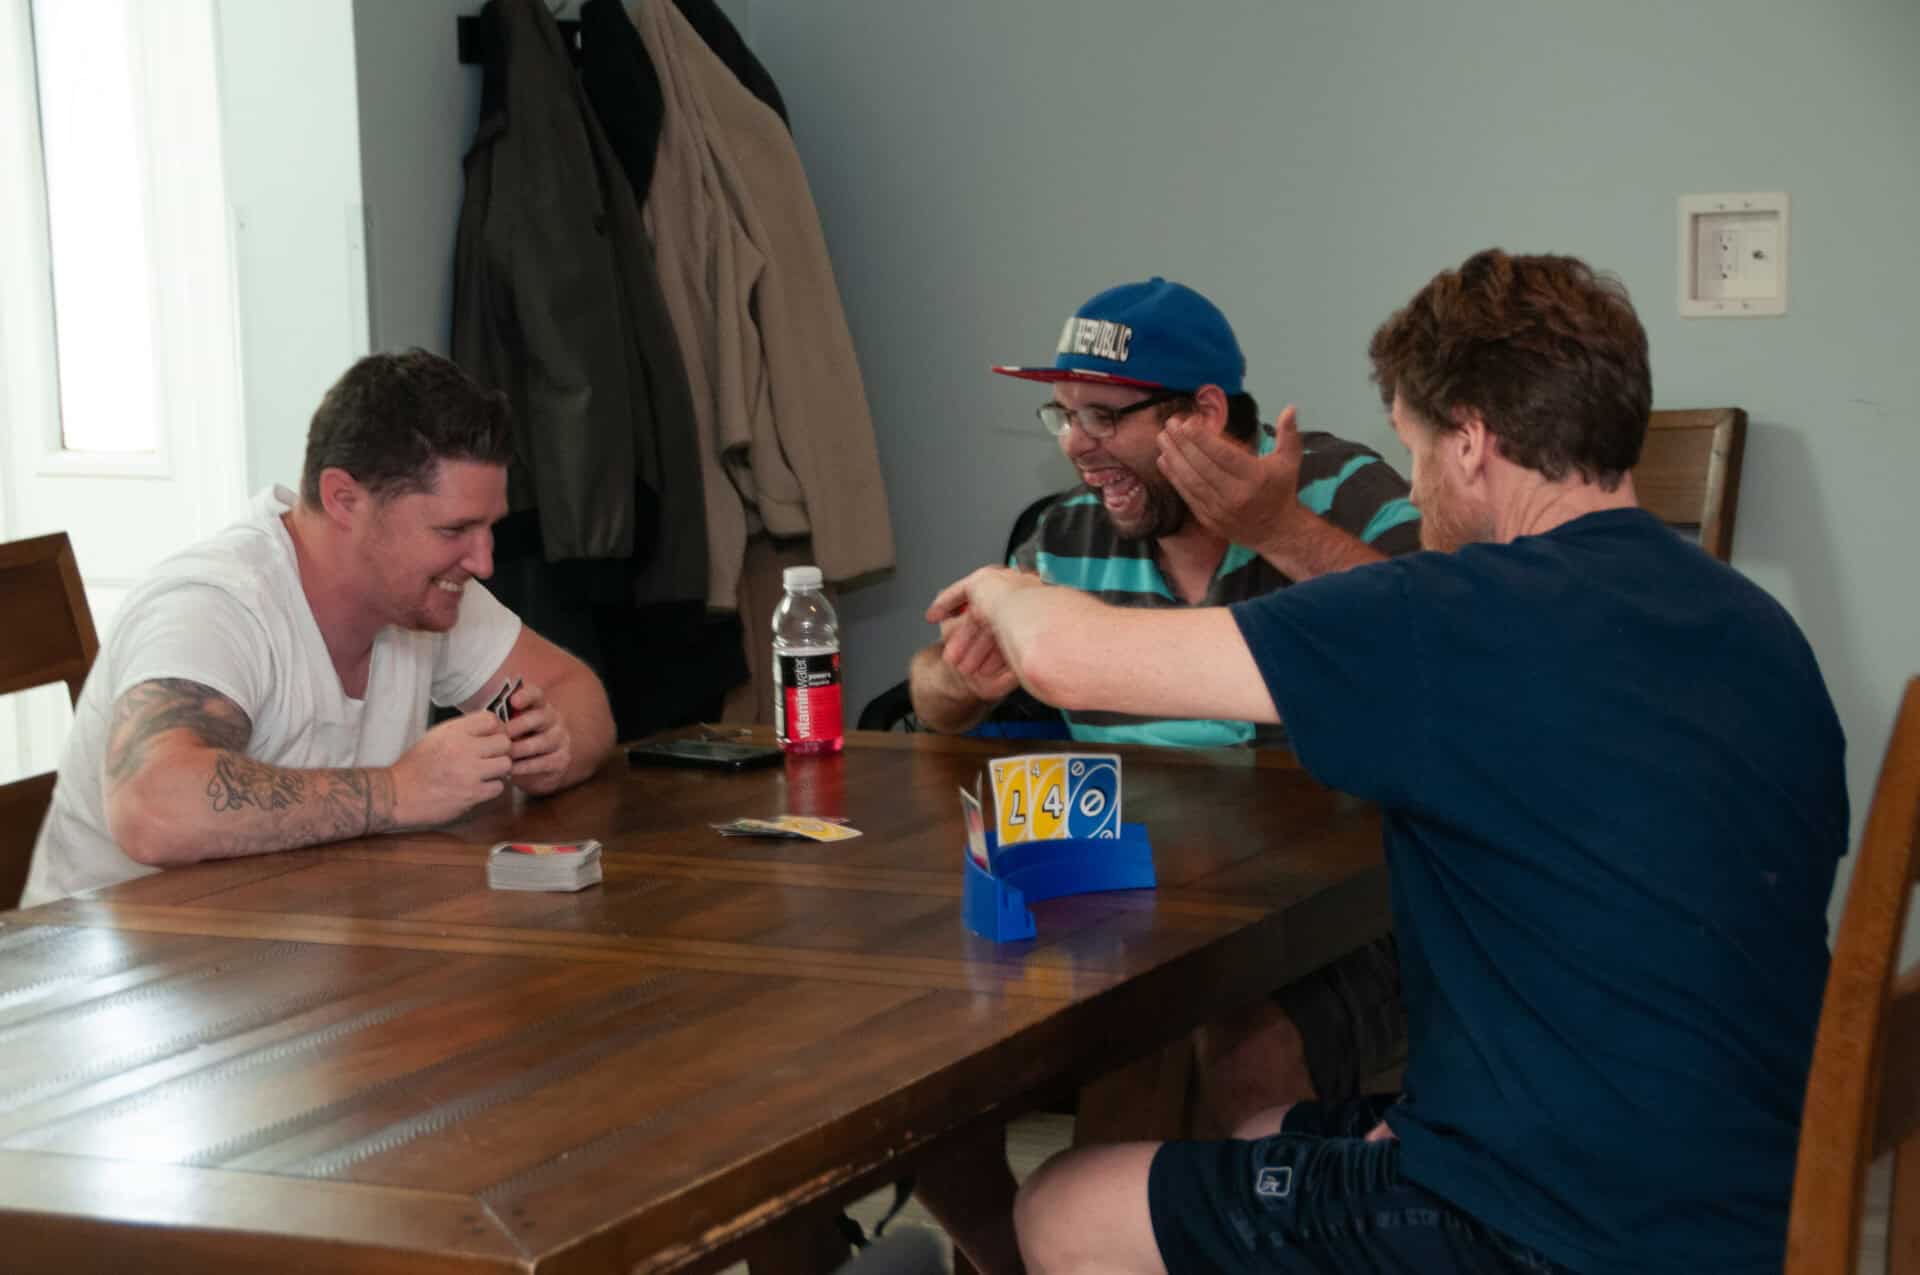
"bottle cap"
782,566,824,591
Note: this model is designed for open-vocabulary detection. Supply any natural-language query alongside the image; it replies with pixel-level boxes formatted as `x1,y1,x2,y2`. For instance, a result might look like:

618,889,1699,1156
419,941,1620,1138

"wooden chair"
1786,676,1920,1274
1634,407,1747,562
0,532,100,909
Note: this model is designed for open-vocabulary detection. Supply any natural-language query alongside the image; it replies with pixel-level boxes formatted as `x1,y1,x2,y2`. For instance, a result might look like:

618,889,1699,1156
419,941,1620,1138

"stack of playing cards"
487,840,602,892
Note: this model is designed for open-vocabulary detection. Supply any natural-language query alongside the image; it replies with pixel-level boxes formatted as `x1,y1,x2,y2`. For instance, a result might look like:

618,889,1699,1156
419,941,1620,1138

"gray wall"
352,0,486,356
736,0,1920,931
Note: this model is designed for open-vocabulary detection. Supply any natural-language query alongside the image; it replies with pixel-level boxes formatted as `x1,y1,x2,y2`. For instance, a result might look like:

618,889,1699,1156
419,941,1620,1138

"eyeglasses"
1036,390,1187,440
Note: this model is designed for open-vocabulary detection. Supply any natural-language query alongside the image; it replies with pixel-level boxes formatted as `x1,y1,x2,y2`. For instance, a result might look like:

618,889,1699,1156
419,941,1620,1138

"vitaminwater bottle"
772,566,843,755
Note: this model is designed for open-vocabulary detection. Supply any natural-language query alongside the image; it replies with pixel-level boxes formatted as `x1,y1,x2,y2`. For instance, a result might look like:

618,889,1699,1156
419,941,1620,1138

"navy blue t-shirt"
1230,508,1847,1275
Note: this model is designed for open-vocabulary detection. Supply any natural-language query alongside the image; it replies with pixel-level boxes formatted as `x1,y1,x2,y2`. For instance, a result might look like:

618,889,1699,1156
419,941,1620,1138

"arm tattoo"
107,678,253,782
206,753,303,812
204,754,397,838
106,677,400,852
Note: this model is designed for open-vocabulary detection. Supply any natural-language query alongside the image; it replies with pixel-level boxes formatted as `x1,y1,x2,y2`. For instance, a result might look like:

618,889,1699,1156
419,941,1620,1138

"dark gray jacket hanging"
452,0,706,604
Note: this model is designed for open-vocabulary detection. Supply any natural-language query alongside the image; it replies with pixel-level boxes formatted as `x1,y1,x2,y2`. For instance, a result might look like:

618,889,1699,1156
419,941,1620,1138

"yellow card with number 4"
1026,755,1069,841
988,755,1032,847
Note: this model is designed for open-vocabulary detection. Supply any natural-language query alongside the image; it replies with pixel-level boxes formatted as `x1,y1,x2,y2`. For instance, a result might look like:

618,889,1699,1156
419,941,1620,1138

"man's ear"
1448,408,1493,484
316,468,367,528
1190,384,1231,434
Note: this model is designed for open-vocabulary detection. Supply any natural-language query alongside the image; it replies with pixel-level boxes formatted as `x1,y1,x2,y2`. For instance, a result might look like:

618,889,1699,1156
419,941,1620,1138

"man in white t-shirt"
21,350,618,906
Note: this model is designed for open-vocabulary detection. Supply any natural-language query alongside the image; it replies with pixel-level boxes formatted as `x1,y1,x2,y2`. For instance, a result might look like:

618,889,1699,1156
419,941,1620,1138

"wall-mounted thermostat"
1679,192,1788,318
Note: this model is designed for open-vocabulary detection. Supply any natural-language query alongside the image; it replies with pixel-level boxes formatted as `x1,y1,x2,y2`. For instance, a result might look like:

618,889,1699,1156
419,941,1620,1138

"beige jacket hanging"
632,0,894,610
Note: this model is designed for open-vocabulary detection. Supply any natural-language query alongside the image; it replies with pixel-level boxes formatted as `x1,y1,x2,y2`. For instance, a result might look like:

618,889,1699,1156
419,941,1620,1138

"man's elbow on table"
105,761,206,868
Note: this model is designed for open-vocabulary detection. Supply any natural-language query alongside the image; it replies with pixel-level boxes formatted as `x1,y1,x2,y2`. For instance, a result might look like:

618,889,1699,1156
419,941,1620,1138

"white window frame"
0,0,244,498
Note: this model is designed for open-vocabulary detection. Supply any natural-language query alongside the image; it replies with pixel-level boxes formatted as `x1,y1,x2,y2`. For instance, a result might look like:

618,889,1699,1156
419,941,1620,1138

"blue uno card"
1065,755,1121,839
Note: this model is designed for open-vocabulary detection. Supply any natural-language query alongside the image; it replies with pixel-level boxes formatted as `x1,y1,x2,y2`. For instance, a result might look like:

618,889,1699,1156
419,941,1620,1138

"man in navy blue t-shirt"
928,249,1847,1275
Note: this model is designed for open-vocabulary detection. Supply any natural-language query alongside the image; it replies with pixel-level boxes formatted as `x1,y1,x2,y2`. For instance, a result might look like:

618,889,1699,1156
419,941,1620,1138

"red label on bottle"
775,651,842,744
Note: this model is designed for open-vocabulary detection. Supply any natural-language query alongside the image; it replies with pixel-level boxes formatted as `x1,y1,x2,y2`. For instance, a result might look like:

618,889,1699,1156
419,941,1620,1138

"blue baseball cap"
992,277,1246,396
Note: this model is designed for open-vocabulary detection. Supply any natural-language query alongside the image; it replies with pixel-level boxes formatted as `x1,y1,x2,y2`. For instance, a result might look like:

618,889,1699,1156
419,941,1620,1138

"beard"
361,530,465,632
1414,485,1492,553
1099,467,1191,541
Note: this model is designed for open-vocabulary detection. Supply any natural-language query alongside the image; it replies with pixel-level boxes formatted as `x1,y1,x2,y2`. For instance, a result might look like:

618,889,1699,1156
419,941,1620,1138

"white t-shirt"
21,486,522,906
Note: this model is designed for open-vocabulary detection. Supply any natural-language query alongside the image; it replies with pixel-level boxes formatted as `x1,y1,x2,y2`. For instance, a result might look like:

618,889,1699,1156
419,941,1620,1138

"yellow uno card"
987,755,1032,847
1025,755,1069,841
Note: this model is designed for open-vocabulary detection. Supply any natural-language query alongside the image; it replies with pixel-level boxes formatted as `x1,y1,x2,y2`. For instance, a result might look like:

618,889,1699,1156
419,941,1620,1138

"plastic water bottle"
772,565,843,755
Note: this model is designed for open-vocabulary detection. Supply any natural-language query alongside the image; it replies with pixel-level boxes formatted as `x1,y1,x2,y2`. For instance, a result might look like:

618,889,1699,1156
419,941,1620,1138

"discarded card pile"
710,815,861,842
487,840,603,892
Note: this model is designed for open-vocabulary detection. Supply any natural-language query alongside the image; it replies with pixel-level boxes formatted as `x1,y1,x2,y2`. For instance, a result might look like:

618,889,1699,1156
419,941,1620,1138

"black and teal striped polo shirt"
1009,430,1421,748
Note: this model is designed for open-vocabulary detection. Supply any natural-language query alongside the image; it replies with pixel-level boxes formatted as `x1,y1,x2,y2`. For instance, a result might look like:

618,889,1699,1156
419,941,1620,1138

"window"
31,0,165,456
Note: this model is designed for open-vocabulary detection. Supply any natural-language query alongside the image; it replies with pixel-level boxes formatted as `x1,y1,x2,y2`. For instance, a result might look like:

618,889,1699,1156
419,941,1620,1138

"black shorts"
1271,934,1405,1101
1147,1097,1571,1274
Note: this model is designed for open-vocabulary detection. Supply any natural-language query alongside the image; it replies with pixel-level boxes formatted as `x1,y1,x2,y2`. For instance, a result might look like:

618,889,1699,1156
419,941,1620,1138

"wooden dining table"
0,729,1388,1273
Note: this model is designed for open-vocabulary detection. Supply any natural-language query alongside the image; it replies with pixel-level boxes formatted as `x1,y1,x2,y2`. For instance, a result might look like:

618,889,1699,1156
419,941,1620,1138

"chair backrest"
1632,408,1747,563
0,531,100,909
1003,491,1061,564
0,531,99,705
1786,676,1920,1275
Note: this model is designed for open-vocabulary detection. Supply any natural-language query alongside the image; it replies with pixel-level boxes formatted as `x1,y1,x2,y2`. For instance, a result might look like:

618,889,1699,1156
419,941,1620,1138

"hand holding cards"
487,840,602,891
486,675,522,724
481,675,577,796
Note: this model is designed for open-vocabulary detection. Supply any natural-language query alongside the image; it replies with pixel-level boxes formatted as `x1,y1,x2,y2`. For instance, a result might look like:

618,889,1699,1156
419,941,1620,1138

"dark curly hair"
299,349,515,508
1368,250,1651,488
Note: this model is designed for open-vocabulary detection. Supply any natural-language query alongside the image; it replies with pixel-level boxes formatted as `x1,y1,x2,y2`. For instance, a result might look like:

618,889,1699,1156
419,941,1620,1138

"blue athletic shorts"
1147,1097,1571,1274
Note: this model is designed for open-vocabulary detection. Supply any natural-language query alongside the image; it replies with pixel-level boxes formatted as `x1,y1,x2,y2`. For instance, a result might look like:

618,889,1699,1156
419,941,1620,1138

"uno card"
1025,755,1069,841
958,783,990,871
987,755,1032,848
709,815,863,842
1065,753,1122,839
486,675,522,724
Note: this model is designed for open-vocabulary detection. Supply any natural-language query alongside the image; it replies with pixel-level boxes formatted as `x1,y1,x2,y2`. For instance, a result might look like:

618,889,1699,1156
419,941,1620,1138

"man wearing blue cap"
910,278,1421,747
907,280,1421,1272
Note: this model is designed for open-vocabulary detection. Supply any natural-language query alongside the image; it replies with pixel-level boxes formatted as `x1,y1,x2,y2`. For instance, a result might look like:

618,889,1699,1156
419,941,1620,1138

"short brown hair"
299,349,515,507
1368,250,1651,487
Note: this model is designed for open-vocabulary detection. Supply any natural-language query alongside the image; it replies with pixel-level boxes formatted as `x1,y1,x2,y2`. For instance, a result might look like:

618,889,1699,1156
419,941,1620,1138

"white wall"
214,0,366,492
736,0,1919,935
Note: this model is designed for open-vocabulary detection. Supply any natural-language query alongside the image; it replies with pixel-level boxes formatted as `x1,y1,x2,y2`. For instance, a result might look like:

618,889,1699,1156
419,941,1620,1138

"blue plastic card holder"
962,822,1155,942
